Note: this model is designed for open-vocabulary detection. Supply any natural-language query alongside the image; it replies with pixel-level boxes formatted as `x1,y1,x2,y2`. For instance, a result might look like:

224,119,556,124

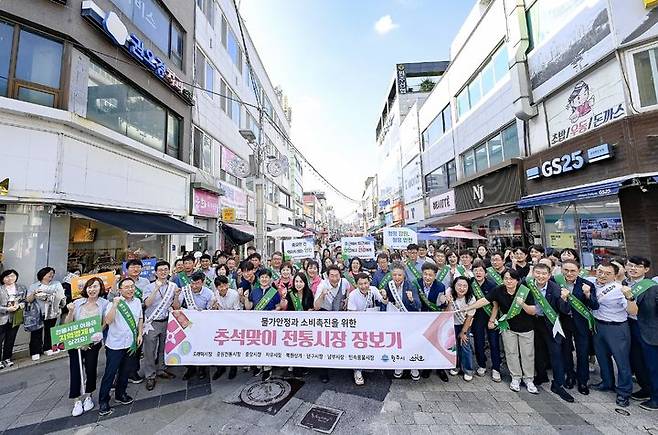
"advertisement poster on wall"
402,156,423,204
544,60,626,147
527,0,614,101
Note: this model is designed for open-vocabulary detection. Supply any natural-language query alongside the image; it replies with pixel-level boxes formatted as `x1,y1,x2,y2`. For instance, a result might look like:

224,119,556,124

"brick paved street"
1,354,656,435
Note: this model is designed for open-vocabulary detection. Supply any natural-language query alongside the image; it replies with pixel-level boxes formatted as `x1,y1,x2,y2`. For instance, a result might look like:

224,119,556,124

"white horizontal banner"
164,310,457,369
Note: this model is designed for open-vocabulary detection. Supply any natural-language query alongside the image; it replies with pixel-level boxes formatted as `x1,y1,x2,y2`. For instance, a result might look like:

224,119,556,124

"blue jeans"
640,336,658,402
472,312,501,371
454,324,473,375
98,348,133,405
593,321,632,398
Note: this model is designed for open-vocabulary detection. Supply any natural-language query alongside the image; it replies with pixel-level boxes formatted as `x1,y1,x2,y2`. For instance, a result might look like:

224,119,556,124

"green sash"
472,279,493,317
269,268,281,282
553,274,596,331
117,299,138,354
134,285,143,300
343,272,357,289
579,268,589,278
437,265,450,283
289,291,303,311
406,261,440,311
496,285,530,332
486,267,504,286
254,286,278,310
203,274,214,290
632,279,656,298
178,272,192,287
456,265,467,276
526,278,564,337
377,272,392,290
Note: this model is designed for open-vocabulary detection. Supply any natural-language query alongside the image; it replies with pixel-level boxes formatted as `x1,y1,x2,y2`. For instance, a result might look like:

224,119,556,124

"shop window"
421,104,451,151
459,124,519,179
424,165,447,194
0,22,63,108
220,14,243,74
447,159,457,186
193,127,213,173
86,62,181,157
196,0,215,27
463,151,476,177
475,143,488,171
110,0,184,67
455,44,508,121
632,47,658,108
526,0,582,51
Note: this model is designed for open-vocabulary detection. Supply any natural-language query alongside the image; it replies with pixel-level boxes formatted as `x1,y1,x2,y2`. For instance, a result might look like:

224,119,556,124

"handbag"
23,301,43,332
12,307,24,328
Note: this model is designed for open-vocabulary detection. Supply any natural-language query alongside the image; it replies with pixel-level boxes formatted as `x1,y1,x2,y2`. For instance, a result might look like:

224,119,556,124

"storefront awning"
220,222,254,245
517,180,621,209
425,204,516,227
66,206,210,235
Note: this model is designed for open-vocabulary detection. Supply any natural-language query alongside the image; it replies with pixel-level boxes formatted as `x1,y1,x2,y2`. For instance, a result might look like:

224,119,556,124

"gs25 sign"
525,144,613,181
540,151,585,178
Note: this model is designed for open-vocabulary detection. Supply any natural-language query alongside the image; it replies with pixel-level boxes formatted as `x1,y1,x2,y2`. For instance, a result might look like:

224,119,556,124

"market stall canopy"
416,226,440,241
434,225,486,240
65,206,210,235
268,227,304,238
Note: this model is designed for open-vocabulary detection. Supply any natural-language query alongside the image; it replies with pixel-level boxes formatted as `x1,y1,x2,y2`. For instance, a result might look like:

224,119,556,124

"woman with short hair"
27,267,66,360
0,269,27,368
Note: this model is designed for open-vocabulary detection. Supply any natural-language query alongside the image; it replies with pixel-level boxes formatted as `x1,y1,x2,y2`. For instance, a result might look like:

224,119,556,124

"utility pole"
240,108,266,256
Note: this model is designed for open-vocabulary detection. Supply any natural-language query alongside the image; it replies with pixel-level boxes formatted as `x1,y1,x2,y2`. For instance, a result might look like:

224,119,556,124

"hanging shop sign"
81,0,194,105
404,200,425,225
396,64,408,94
402,156,423,204
455,164,523,211
191,188,220,218
525,143,613,181
429,190,455,216
221,207,236,223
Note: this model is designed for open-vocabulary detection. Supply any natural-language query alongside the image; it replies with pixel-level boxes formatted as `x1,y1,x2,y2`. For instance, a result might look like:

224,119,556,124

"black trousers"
561,316,591,386
29,318,58,355
0,322,20,361
68,342,102,399
629,318,651,392
534,316,565,388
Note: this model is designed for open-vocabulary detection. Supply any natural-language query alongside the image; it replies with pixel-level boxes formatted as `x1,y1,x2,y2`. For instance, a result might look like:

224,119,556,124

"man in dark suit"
558,259,598,395
531,262,574,402
416,262,447,312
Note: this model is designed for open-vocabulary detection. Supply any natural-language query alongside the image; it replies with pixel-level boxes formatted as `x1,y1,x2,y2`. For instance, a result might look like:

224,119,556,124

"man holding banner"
140,261,181,391
98,278,143,417
179,272,214,381
347,273,386,386
384,262,421,381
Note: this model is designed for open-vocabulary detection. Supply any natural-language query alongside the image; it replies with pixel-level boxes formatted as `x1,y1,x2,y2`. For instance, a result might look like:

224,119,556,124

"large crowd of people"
0,241,657,419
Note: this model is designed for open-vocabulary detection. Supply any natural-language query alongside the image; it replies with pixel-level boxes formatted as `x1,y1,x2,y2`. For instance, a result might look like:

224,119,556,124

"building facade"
0,0,202,283
396,0,658,265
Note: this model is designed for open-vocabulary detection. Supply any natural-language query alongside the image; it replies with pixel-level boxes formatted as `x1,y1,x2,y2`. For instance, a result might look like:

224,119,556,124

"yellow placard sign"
0,178,8,196
70,271,117,300
222,207,236,222
645,0,658,9
549,233,576,249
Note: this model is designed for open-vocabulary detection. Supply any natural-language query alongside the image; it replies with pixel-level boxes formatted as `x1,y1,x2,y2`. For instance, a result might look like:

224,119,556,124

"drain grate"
298,405,343,434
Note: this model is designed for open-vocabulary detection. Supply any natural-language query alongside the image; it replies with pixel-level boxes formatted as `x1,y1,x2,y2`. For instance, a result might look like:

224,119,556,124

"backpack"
23,301,44,332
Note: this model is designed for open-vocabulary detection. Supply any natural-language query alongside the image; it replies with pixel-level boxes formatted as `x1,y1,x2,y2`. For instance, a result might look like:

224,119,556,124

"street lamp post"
240,111,266,256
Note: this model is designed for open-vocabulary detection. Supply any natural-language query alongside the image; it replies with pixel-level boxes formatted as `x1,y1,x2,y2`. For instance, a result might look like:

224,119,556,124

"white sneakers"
410,370,420,381
354,370,364,386
72,401,84,417
393,369,403,379
463,373,473,382
526,381,538,394
31,354,40,361
509,379,521,392
476,367,487,377
449,369,459,376
72,397,94,417
3,359,13,368
492,370,501,383
83,396,94,412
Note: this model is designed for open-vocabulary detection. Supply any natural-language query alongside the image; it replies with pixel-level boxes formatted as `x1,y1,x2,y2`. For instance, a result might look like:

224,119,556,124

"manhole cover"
240,379,292,406
228,377,304,415
298,405,343,434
